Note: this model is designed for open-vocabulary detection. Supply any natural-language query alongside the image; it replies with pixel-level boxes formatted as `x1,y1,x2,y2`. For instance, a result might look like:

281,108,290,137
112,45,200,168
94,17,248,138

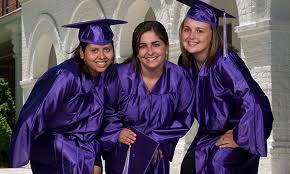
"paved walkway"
0,168,32,174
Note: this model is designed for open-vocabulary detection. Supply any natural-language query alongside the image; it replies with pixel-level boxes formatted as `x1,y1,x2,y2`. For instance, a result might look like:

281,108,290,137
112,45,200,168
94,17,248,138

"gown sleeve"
217,51,273,156
9,69,77,167
149,70,195,143
100,66,123,152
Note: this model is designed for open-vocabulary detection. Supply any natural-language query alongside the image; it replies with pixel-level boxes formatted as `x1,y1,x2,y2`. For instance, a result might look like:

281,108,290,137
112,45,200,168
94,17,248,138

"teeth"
146,57,157,61
188,42,197,46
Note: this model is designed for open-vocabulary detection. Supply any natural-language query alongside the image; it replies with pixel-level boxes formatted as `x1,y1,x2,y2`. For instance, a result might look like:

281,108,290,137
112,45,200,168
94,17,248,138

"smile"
145,57,158,61
95,61,107,65
187,41,198,46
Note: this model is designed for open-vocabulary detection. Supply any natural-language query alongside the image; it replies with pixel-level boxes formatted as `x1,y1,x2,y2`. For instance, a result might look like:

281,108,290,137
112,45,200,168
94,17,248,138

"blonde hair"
179,18,223,68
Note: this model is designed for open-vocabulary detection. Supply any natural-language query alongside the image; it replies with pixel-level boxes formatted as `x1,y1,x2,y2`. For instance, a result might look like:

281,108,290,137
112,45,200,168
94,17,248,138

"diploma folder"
107,127,159,174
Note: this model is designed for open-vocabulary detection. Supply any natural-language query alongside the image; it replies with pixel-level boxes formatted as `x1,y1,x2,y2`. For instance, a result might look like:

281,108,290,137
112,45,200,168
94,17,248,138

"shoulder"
213,49,243,71
166,61,191,78
165,61,193,86
38,58,80,87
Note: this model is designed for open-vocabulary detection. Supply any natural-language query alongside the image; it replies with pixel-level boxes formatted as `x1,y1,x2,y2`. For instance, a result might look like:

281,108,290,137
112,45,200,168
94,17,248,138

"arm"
100,66,125,151
9,70,76,167
217,51,273,156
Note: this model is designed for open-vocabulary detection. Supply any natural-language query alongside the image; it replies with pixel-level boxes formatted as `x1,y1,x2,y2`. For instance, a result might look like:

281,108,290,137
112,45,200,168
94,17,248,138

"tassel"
223,10,228,57
122,145,131,174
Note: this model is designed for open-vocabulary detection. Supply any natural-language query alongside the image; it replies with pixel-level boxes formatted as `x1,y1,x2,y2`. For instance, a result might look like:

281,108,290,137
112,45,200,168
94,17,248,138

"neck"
89,70,99,80
193,52,208,70
141,64,164,92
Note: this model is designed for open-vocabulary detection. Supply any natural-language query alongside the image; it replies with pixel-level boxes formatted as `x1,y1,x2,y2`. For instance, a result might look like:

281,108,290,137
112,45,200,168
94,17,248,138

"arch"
63,0,105,57
28,13,62,78
117,0,156,62
48,45,57,68
210,0,240,51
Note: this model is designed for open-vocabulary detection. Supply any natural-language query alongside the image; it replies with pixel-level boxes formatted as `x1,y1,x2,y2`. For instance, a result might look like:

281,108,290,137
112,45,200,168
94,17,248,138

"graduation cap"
106,127,159,174
62,18,127,45
177,0,236,57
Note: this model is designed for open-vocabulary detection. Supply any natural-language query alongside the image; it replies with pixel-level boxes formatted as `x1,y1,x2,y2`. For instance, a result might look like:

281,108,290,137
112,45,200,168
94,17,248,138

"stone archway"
28,14,61,79
117,0,155,62
63,0,105,57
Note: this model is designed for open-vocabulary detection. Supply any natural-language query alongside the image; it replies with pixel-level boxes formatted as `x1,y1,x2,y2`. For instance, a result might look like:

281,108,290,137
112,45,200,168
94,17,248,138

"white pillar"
236,20,290,174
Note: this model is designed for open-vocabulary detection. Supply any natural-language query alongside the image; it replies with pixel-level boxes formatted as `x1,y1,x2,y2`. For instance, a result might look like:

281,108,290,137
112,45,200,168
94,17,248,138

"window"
16,0,21,8
2,0,9,15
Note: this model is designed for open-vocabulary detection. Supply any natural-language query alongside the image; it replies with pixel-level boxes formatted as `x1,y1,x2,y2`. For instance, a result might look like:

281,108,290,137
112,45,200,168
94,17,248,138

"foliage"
0,79,16,167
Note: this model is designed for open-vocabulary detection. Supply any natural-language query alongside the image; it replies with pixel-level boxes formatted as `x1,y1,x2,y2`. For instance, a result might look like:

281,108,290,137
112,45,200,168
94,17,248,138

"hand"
215,130,239,148
92,165,102,174
153,149,163,165
118,128,137,145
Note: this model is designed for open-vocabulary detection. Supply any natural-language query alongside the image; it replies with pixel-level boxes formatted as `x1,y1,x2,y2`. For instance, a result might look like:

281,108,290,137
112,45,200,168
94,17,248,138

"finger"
219,143,237,148
128,130,137,137
226,129,233,133
126,134,136,141
215,138,225,146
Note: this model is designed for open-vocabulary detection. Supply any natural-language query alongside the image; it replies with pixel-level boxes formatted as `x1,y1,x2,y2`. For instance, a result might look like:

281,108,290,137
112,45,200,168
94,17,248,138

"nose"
98,50,105,60
147,46,153,55
189,30,196,39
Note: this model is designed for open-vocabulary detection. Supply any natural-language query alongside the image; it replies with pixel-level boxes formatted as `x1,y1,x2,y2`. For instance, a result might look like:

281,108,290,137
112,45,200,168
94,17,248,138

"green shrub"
0,79,16,167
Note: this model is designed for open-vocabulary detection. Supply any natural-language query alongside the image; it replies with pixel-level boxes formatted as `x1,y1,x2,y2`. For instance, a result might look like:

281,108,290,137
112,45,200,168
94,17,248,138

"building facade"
1,0,290,173
0,0,21,116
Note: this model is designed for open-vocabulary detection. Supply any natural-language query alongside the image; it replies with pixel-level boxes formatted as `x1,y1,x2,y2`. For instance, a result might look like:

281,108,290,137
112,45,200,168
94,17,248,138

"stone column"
236,20,290,174
5,14,22,117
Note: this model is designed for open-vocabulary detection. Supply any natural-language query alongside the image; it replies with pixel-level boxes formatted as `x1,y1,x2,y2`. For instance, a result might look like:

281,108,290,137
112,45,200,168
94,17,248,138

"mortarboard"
106,127,159,174
177,0,236,57
62,19,127,45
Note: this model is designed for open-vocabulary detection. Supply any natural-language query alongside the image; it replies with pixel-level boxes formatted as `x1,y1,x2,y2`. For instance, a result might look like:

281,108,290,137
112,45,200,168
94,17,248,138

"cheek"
137,49,145,58
106,52,114,60
181,32,189,41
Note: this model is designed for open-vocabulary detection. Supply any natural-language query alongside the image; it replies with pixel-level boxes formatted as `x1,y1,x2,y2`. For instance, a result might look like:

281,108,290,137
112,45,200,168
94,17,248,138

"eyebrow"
139,41,161,45
183,25,206,30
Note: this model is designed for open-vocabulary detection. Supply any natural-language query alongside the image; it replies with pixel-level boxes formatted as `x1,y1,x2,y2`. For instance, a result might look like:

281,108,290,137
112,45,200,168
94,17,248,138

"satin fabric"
178,50,273,173
10,57,105,174
101,61,195,174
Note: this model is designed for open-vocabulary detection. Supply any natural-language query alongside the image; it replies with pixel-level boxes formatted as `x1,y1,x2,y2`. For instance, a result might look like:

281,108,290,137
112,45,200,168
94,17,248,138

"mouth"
187,41,198,46
145,57,158,61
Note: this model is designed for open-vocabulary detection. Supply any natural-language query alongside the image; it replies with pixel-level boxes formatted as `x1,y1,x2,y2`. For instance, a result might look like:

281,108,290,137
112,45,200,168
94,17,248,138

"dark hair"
124,21,169,72
70,41,115,78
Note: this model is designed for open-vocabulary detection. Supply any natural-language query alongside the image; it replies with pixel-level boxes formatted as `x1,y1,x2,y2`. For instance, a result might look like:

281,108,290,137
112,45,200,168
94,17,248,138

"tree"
0,79,16,167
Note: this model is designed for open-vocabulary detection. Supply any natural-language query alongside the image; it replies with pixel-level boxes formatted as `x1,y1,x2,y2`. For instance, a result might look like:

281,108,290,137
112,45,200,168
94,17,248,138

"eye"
138,44,146,49
152,43,160,47
183,27,190,33
91,48,99,53
196,28,203,33
104,47,111,52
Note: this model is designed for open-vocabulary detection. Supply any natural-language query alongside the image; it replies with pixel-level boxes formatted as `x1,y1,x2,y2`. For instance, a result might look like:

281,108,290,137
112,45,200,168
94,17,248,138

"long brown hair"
179,18,223,68
124,21,169,72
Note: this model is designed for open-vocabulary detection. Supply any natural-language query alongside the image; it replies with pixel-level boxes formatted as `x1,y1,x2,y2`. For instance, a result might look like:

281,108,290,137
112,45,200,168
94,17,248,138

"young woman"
101,21,195,174
9,19,127,174
177,0,273,174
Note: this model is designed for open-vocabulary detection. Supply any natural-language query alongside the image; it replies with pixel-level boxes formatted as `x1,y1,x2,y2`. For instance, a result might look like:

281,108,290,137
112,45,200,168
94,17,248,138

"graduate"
101,21,195,174
176,0,274,173
9,18,127,174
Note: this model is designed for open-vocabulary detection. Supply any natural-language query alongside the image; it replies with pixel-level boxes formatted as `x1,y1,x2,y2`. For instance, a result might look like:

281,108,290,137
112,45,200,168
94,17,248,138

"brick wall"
0,0,19,16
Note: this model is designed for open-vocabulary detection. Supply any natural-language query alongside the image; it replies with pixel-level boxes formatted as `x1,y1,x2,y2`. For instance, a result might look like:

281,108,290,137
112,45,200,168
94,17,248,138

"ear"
79,47,84,59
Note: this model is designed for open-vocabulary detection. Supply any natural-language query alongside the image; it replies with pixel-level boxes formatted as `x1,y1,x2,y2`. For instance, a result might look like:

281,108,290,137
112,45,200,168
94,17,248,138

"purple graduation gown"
10,57,105,174
101,61,195,174
178,50,273,174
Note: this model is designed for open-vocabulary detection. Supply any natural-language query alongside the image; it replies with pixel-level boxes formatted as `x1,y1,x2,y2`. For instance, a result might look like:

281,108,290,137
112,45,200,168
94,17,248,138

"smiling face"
181,17,212,63
137,30,168,73
80,43,114,78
